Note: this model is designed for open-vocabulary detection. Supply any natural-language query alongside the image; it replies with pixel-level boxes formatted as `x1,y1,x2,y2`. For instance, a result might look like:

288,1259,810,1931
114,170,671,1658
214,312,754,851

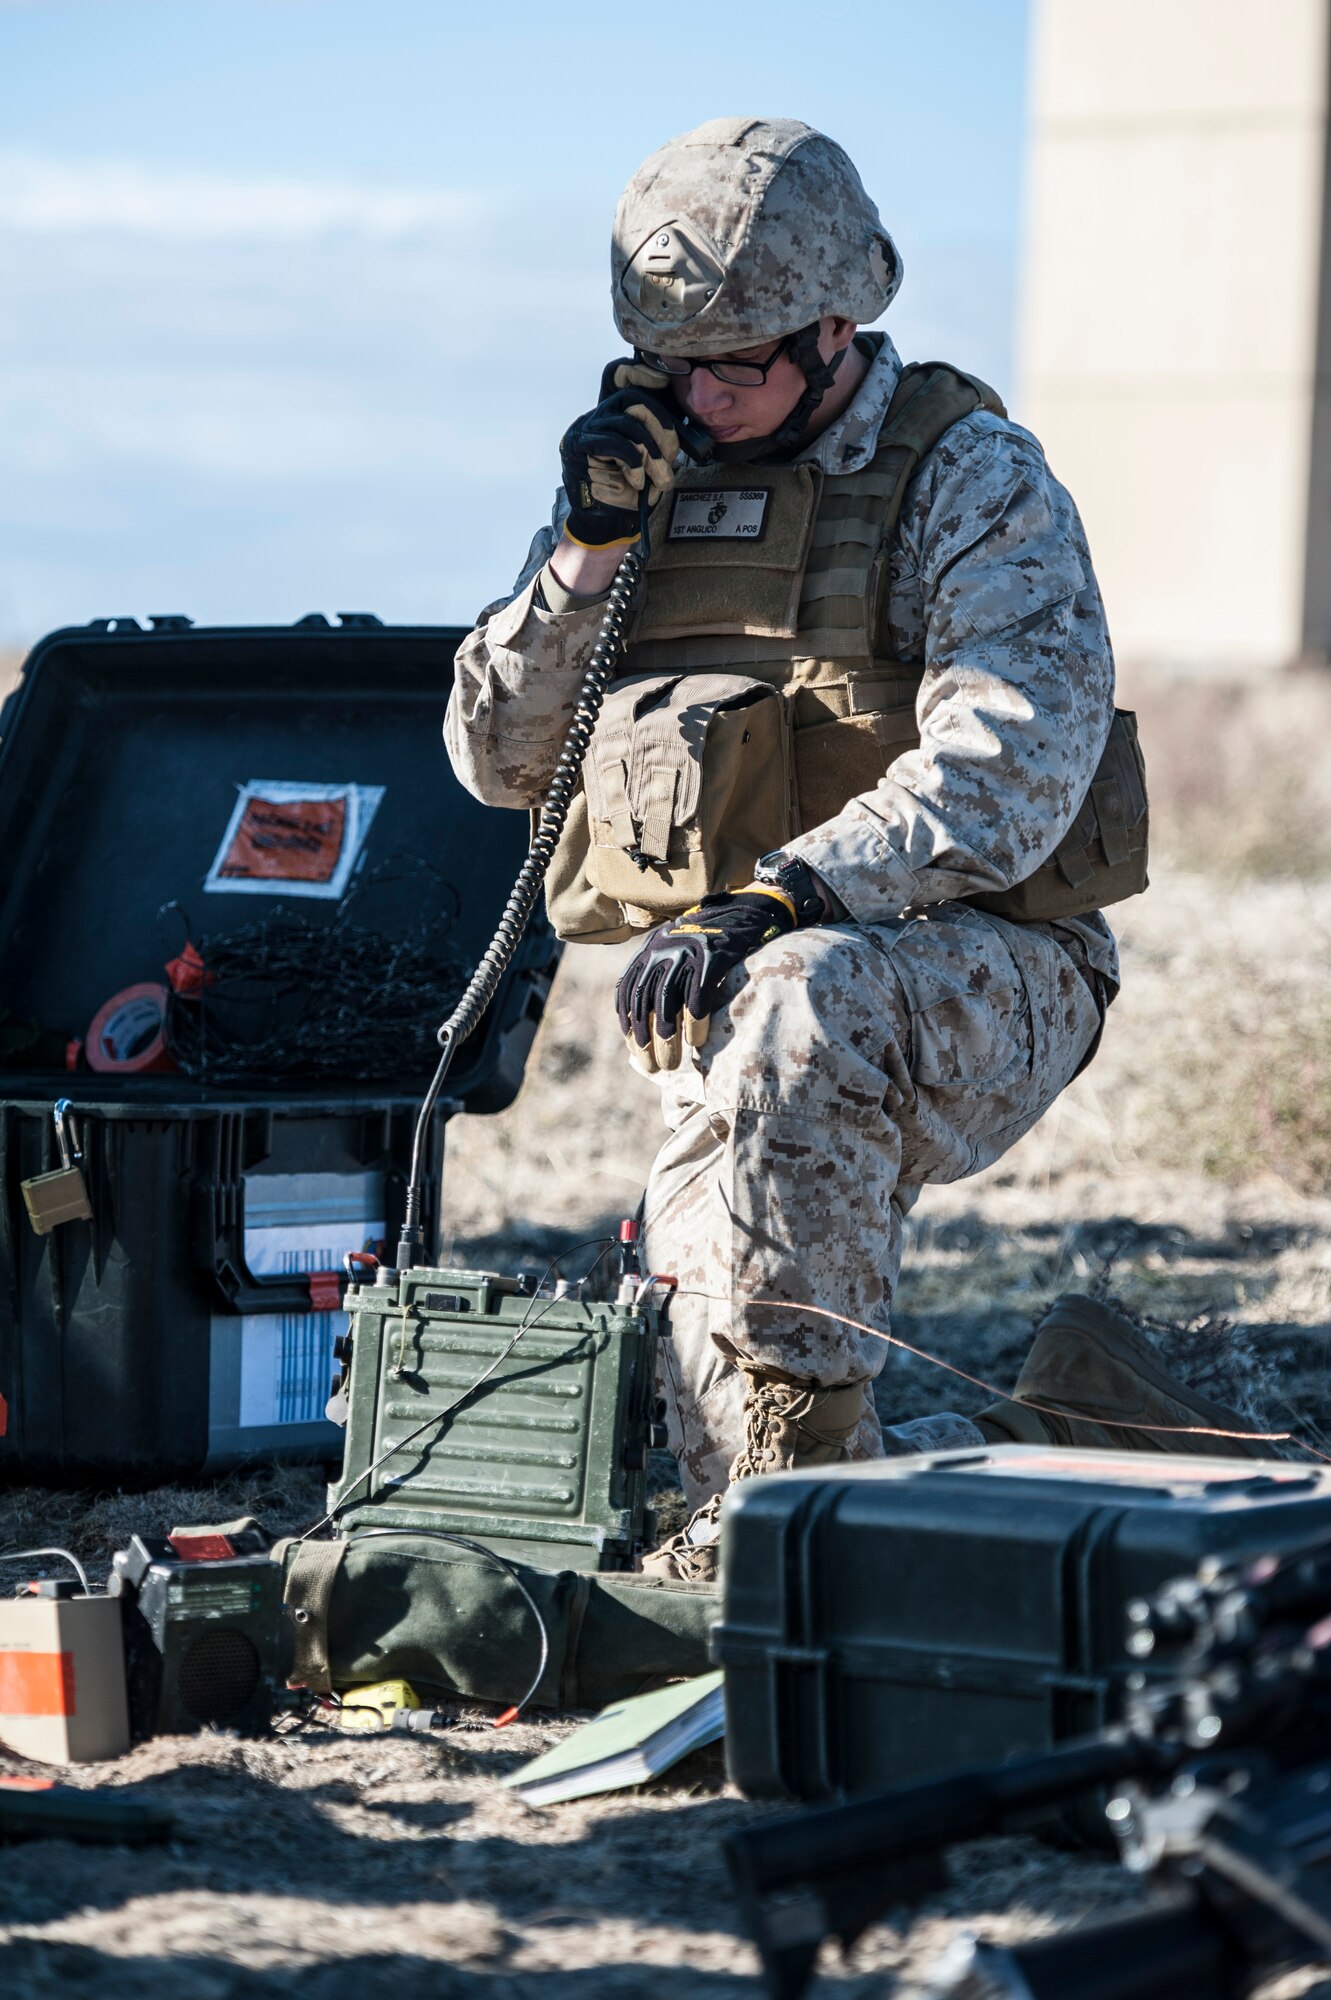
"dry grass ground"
5,673,1331,1994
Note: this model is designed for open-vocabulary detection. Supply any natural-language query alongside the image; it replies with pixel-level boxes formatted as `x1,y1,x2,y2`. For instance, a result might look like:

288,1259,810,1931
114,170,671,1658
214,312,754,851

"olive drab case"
326,1265,663,1571
0,616,559,1484
545,362,1149,943
713,1447,1331,1805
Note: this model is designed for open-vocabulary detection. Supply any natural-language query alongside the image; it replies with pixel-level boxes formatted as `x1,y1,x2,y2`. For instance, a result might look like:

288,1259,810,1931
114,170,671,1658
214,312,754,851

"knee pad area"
711,928,910,1117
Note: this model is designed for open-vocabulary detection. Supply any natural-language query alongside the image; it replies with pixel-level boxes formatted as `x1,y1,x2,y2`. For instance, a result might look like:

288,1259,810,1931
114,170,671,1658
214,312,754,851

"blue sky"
0,0,1030,643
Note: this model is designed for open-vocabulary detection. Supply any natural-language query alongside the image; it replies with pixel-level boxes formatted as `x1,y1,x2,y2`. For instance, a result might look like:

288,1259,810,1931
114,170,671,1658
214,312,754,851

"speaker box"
109,1529,283,1738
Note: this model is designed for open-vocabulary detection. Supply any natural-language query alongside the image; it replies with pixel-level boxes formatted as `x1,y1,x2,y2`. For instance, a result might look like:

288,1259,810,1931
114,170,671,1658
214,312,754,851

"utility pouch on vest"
551,670,794,943
971,709,1149,921
787,668,927,834
545,464,820,944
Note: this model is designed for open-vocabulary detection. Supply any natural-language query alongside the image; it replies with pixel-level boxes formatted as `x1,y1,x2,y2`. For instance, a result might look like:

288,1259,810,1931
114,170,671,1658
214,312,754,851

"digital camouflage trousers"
640,902,1107,1511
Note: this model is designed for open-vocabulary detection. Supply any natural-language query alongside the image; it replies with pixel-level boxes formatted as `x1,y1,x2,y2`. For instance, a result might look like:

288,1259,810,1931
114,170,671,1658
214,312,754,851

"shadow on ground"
0,1945,765,2000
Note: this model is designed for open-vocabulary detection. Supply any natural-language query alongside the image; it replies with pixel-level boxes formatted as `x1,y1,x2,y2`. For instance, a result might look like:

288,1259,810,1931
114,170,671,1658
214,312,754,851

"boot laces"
734,1378,819,1480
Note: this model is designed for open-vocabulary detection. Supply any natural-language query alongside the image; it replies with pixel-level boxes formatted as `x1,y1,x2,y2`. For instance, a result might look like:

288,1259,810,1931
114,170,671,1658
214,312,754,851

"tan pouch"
972,709,1149,921
787,669,927,831
545,670,795,943
542,790,634,944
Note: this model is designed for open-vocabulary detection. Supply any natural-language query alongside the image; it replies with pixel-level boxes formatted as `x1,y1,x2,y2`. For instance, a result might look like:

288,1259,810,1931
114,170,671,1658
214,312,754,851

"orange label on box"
218,795,348,883
0,1651,75,1717
204,781,384,902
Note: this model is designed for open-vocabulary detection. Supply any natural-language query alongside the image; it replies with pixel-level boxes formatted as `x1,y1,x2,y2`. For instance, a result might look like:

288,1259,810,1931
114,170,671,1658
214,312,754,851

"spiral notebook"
502,1671,725,1807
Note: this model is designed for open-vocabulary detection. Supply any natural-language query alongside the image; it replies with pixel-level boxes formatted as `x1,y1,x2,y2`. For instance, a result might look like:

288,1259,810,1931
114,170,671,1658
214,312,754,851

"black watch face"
757,851,787,875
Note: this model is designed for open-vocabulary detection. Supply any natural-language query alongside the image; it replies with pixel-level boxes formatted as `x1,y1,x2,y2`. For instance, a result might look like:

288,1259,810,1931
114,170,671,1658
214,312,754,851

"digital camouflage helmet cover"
612,116,903,356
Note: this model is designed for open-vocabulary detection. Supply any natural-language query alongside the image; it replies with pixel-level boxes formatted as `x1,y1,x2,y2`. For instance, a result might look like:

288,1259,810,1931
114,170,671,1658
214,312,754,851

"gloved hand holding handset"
559,363,680,550
558,360,714,552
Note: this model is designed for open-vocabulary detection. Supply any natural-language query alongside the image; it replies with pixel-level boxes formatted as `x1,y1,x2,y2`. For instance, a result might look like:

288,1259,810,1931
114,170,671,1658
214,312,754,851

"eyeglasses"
636,337,795,388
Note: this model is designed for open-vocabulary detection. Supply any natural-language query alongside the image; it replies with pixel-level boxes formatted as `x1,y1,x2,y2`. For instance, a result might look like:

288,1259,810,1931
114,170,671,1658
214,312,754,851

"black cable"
321,1690,405,1724
396,497,653,1267
160,860,470,1084
278,500,654,1725
349,1527,551,1722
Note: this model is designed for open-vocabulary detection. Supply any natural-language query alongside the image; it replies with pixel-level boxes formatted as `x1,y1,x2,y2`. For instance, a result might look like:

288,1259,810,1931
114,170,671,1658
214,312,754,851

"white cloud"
0,151,486,238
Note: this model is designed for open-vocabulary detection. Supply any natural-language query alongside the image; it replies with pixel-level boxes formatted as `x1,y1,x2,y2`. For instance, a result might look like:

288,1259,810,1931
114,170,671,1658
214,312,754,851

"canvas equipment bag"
279,1533,716,1711
545,361,1148,943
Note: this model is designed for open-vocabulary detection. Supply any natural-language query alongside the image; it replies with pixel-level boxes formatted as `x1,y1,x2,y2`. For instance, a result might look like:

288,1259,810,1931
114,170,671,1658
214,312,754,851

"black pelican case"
0,614,558,1484
713,1445,1331,1801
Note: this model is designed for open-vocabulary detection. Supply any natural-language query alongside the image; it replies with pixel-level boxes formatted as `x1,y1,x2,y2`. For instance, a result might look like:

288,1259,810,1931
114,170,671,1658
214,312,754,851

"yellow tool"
331,1678,420,1732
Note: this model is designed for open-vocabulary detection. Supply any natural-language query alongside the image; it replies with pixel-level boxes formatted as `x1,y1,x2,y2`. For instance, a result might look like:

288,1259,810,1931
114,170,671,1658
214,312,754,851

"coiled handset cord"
395,496,652,1269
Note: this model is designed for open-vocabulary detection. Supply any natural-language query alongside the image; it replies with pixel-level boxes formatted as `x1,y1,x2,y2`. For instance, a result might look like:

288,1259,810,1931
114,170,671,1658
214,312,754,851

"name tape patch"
668,489,769,541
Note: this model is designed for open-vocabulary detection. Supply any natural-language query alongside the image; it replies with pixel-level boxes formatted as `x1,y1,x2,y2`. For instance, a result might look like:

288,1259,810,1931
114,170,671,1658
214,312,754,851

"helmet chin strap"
687,323,846,467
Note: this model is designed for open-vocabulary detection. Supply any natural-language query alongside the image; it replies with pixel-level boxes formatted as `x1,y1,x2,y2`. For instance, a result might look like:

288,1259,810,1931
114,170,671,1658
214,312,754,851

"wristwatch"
752,850,843,925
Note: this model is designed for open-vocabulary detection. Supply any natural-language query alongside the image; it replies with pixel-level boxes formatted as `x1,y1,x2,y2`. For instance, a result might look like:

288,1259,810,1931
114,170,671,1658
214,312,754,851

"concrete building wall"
1019,0,1331,673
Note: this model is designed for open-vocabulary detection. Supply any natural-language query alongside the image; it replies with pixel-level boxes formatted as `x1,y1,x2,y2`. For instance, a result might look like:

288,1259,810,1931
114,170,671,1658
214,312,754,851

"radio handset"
596,357,714,467
673,405,714,465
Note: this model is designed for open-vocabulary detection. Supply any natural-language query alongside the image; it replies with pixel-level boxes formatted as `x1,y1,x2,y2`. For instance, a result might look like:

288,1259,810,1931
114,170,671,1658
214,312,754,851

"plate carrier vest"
545,361,1147,945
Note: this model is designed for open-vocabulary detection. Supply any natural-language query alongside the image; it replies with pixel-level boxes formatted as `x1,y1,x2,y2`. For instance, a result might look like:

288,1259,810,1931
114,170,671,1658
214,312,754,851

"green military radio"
327,1240,667,1571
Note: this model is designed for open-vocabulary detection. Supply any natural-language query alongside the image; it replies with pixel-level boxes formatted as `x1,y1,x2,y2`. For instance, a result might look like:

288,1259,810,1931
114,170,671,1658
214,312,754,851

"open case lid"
0,614,558,1114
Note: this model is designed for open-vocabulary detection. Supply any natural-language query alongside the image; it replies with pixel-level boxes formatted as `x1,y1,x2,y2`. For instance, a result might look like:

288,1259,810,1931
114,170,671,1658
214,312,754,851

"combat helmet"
612,117,902,460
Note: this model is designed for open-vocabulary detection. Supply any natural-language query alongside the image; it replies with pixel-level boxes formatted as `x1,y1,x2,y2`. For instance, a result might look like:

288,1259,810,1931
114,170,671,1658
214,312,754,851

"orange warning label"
217,794,348,884
0,1650,75,1717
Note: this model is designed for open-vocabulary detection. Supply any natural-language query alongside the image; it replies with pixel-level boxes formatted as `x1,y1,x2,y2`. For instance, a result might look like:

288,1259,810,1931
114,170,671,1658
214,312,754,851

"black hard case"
714,1446,1331,1801
0,616,557,1484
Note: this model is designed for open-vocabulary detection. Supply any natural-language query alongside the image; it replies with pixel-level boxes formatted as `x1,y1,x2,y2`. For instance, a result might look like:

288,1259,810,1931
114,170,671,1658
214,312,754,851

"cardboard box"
0,1595,129,1763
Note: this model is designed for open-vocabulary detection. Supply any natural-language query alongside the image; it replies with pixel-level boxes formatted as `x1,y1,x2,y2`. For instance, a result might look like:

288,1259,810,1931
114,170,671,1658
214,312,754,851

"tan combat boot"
640,1490,726,1584
975,1293,1269,1459
641,1369,869,1584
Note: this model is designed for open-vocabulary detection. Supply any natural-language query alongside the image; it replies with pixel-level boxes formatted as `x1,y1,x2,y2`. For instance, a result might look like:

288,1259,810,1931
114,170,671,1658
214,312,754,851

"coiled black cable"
397,501,651,1266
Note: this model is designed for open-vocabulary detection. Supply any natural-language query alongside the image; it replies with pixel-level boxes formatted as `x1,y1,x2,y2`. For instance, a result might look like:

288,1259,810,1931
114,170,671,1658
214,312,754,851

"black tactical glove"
615,888,798,1074
559,366,681,549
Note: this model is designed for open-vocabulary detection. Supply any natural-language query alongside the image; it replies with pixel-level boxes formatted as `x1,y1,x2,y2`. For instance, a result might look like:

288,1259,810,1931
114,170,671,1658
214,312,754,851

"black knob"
649,1422,669,1450
333,1334,353,1363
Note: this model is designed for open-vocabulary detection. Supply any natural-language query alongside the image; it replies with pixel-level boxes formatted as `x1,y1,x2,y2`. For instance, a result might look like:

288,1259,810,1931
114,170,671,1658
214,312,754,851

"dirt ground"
5,666,1331,1993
